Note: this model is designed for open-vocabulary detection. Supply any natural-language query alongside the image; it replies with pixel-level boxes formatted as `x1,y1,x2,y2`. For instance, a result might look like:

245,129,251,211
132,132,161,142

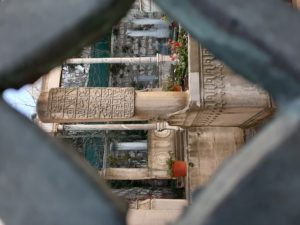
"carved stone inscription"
196,47,226,126
48,87,134,120
200,47,226,109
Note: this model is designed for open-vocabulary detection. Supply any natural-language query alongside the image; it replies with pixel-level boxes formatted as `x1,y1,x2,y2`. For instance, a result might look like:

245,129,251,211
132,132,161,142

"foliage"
173,30,188,85
164,28,188,90
162,75,176,91
161,15,169,22
107,153,130,167
166,151,175,177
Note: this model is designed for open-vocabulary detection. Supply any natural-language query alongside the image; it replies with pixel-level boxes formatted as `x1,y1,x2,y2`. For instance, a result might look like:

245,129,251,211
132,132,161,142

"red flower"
173,42,181,47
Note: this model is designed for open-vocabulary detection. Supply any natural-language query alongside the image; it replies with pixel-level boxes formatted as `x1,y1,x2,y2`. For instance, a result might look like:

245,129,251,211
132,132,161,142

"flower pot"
170,85,182,92
172,160,187,177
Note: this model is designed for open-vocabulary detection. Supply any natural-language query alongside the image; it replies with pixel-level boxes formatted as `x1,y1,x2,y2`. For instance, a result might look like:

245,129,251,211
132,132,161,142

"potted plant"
166,152,187,177
170,84,182,92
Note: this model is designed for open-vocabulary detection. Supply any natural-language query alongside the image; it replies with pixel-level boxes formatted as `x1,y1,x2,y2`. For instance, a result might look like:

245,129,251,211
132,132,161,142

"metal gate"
0,0,299,224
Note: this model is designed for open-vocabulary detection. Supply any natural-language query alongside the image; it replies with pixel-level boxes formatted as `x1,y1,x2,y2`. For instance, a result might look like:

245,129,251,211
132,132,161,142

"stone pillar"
148,130,176,178
112,141,147,151
132,18,168,26
139,0,162,13
58,122,181,131
65,54,172,64
126,29,169,38
135,91,188,118
37,87,188,123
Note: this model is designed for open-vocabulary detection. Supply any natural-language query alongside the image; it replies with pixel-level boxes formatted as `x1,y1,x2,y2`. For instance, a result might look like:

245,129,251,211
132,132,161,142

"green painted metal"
85,36,110,167
88,36,111,87
84,137,105,169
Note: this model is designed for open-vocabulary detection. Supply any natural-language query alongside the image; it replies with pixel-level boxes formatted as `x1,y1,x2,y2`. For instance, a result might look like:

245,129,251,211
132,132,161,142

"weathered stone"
168,36,275,127
38,87,135,122
38,88,189,123
127,199,187,225
100,168,150,180
148,130,175,176
175,99,300,225
187,127,244,200
36,67,61,133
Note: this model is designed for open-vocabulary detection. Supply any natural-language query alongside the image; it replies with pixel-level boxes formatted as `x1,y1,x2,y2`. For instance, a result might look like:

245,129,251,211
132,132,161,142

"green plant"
164,28,188,91
107,153,130,168
162,75,175,91
161,15,169,22
107,154,118,167
173,30,188,85
166,151,175,176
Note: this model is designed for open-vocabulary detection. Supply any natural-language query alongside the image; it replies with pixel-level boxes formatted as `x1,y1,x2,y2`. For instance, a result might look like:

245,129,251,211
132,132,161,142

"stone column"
112,141,147,151
58,122,181,131
132,18,169,26
37,87,188,123
65,54,172,64
147,130,175,179
126,29,169,38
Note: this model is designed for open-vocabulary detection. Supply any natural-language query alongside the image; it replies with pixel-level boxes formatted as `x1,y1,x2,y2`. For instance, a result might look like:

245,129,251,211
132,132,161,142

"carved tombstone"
38,87,135,123
38,87,188,123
